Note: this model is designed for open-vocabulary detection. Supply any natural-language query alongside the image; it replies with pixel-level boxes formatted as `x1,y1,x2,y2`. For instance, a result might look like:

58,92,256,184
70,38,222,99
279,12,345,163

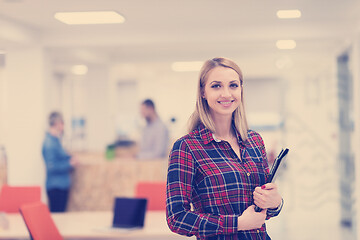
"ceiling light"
54,11,125,25
172,61,203,72
276,40,296,50
71,65,88,75
277,10,301,19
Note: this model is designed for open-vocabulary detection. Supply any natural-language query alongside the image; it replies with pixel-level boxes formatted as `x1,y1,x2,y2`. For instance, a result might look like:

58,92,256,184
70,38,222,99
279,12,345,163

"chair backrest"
135,181,166,211
0,185,41,213
19,201,63,240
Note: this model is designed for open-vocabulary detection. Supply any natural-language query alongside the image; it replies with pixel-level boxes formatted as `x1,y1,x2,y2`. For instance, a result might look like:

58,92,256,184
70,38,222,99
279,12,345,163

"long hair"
188,57,249,141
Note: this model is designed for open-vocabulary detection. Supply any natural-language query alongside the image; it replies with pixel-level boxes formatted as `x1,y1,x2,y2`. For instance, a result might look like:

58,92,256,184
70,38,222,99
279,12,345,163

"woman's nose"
221,87,231,97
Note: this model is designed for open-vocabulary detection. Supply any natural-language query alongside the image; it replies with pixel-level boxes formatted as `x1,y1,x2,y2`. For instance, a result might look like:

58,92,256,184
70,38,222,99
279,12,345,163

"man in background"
138,99,169,159
42,112,77,212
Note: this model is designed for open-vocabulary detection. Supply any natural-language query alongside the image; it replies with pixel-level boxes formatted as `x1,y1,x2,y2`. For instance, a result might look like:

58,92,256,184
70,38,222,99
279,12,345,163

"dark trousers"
47,188,69,212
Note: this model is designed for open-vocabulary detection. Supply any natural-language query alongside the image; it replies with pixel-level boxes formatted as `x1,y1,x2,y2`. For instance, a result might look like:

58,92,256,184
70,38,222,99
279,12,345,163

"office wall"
278,60,341,239
3,47,48,188
85,66,112,151
0,67,5,146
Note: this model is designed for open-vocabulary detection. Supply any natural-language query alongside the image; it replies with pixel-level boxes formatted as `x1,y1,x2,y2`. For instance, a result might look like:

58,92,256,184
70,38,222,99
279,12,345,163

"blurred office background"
0,0,359,239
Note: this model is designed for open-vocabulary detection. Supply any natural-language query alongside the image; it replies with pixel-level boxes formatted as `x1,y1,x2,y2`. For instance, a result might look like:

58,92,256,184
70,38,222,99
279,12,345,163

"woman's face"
203,66,242,119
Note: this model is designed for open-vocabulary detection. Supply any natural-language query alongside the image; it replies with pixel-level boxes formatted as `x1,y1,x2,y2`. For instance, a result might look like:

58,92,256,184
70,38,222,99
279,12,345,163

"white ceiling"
0,0,359,77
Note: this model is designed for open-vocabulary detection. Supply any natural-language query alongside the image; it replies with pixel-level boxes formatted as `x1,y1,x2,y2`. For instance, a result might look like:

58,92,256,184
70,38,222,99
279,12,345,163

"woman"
166,57,283,240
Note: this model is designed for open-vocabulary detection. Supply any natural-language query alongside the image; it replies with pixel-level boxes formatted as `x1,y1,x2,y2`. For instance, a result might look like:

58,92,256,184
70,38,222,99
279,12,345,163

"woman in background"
166,57,283,240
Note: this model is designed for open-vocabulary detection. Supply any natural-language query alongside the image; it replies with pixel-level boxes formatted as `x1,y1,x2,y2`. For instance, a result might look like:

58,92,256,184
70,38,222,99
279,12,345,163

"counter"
67,152,168,211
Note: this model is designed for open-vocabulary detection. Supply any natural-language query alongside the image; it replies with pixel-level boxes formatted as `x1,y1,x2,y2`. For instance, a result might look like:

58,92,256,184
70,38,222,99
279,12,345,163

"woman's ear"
201,89,206,99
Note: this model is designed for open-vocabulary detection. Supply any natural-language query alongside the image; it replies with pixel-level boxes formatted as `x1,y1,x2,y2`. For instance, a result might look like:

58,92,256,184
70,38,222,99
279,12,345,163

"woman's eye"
211,84,221,88
230,83,239,88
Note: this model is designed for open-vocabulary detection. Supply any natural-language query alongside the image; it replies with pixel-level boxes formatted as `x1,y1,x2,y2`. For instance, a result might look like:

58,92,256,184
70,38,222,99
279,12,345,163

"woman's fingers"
261,183,277,190
253,183,281,209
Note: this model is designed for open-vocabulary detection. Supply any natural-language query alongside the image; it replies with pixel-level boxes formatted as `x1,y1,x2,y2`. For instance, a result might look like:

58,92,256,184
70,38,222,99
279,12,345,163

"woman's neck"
212,114,233,139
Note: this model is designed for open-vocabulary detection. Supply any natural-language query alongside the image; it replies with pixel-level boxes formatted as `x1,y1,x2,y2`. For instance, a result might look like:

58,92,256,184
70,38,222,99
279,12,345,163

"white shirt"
138,118,169,159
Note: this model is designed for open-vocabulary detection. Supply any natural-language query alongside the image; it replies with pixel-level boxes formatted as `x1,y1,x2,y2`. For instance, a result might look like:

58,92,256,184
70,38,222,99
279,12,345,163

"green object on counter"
105,144,116,160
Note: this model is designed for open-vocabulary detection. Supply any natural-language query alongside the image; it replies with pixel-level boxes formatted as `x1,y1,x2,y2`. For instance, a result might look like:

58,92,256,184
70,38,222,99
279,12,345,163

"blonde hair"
188,57,249,141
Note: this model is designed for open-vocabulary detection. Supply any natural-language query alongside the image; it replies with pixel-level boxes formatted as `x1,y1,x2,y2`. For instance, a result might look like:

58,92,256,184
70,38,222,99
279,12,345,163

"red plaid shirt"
166,124,281,240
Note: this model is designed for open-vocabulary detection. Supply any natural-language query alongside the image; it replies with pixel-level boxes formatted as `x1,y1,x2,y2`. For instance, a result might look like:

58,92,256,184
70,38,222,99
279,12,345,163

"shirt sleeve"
166,139,238,238
256,133,283,219
267,198,284,217
43,141,72,174
138,124,168,159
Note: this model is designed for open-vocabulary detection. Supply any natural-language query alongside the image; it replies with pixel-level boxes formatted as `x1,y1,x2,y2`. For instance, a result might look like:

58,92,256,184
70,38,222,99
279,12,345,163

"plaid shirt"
166,124,281,240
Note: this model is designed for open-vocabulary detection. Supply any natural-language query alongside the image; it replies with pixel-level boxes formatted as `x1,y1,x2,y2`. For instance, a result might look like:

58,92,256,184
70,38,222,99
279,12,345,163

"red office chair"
135,181,166,211
0,185,41,213
19,201,63,240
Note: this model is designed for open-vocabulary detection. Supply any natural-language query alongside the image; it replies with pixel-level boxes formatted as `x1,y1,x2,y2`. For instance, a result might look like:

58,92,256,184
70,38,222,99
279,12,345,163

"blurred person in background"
166,57,283,240
42,112,77,212
138,99,169,159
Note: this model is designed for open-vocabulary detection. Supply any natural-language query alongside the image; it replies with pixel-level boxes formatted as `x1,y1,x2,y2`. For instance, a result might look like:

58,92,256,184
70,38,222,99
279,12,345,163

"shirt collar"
212,134,222,143
46,131,59,139
197,124,214,145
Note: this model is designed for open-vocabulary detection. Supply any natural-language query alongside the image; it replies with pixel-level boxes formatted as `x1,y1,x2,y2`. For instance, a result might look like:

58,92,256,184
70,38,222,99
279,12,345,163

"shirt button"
247,173,250,177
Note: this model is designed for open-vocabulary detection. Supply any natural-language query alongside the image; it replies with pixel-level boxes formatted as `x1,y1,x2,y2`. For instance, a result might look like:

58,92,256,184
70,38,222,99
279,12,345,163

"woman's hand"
253,183,282,209
237,205,267,231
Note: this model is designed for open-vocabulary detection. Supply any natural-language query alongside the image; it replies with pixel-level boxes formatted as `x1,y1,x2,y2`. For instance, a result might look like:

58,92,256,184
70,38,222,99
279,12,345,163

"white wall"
3,46,48,188
0,66,5,146
274,60,341,240
44,72,62,117
85,66,112,151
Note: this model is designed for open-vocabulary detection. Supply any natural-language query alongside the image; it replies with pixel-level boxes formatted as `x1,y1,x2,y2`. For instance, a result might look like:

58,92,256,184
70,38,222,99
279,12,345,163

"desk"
0,211,191,240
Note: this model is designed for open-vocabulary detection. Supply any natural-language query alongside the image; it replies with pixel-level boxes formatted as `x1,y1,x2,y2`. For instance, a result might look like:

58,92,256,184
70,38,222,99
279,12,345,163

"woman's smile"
217,99,235,107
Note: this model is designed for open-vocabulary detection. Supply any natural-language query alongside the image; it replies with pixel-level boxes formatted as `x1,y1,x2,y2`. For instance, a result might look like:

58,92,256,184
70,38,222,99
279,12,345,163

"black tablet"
254,148,289,212
267,148,289,183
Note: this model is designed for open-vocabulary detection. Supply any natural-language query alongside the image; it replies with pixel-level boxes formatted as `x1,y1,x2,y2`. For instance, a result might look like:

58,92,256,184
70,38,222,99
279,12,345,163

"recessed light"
276,40,296,50
71,65,88,75
277,10,301,19
54,11,125,25
172,61,203,72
